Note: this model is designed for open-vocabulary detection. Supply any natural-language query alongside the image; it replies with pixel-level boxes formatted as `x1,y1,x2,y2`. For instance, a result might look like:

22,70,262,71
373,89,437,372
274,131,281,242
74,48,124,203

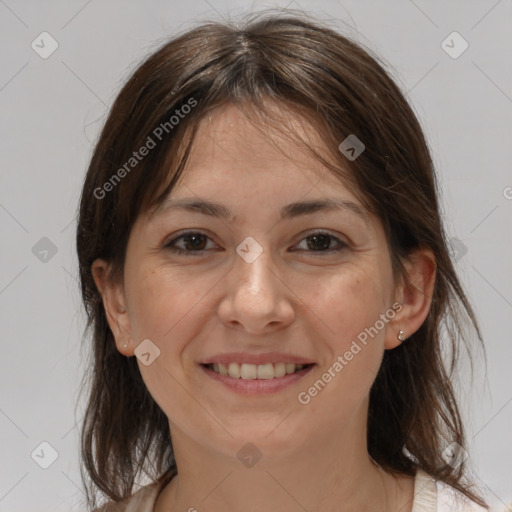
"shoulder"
413,468,488,512
92,481,161,512
436,479,488,512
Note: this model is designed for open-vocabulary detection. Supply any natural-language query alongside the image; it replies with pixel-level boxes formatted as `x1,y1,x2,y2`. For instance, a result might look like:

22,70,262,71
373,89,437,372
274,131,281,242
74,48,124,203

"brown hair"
76,9,488,510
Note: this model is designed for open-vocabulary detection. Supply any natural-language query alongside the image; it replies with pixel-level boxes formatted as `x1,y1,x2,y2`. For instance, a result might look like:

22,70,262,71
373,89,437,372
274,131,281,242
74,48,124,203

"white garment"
412,469,488,512
95,468,489,511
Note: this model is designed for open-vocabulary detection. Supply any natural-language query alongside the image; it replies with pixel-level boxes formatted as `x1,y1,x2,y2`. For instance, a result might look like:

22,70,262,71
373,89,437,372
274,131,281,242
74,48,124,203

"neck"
155,420,401,512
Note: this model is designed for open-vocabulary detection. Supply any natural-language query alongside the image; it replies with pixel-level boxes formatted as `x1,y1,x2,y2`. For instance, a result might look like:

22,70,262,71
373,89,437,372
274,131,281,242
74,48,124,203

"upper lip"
200,352,315,365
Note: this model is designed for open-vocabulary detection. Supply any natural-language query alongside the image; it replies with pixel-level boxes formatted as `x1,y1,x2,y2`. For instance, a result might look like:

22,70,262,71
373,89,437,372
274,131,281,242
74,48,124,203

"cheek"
126,269,209,427
312,260,392,345
300,264,392,417
126,267,206,343
125,267,218,411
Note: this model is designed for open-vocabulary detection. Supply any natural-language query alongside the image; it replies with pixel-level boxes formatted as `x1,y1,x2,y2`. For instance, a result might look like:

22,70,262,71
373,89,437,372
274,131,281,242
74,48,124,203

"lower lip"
200,364,315,395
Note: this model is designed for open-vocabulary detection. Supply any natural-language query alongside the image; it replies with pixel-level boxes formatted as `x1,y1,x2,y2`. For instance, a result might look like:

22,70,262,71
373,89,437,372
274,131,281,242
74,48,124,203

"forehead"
172,102,352,195
145,103,372,229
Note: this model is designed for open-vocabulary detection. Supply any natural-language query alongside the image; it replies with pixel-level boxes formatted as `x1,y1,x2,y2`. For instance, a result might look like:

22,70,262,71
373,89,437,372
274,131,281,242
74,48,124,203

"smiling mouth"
203,362,314,380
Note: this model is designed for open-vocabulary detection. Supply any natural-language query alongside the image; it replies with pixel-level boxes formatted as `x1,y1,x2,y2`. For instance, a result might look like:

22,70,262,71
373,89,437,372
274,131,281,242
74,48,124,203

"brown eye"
292,232,347,254
165,232,215,255
306,234,332,251
164,230,347,257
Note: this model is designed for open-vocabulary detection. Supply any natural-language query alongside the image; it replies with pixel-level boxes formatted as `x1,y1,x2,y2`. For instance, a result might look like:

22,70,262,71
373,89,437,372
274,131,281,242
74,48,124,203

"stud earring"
397,330,406,342
122,342,128,348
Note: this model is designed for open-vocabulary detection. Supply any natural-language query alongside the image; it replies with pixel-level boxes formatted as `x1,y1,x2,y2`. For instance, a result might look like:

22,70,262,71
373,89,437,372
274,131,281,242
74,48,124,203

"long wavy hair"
75,10,488,510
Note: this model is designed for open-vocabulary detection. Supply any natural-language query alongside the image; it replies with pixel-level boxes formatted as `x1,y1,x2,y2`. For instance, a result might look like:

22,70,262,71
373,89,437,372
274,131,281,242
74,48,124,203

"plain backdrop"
0,1,511,511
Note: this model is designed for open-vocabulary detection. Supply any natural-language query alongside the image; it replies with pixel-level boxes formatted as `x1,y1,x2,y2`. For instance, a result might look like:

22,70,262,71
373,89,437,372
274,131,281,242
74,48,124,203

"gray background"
0,1,511,511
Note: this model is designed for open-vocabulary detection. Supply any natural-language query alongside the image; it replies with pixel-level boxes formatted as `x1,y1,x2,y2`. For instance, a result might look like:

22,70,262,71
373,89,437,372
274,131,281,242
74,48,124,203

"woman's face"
109,103,404,460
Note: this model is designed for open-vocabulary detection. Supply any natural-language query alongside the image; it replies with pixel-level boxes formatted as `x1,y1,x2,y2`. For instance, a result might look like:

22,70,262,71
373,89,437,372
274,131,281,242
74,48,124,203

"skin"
93,102,436,512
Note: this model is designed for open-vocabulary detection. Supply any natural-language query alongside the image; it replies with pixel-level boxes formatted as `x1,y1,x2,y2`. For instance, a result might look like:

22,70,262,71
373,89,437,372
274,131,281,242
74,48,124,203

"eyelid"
163,230,218,253
291,230,348,251
163,229,349,255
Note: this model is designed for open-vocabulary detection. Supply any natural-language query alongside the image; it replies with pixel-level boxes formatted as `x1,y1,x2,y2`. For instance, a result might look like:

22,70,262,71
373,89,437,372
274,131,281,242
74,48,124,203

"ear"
384,248,436,350
91,258,134,356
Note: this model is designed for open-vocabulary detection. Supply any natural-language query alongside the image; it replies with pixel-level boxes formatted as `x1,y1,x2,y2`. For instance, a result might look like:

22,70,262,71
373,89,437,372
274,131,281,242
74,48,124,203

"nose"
217,247,295,335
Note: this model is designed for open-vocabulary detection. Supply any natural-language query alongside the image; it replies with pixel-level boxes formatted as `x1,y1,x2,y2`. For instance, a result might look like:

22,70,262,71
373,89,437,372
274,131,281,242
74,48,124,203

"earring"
397,330,406,342
122,342,128,348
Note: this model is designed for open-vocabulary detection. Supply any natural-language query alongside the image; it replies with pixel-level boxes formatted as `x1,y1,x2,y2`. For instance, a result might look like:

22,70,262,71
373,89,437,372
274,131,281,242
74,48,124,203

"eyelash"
164,230,348,256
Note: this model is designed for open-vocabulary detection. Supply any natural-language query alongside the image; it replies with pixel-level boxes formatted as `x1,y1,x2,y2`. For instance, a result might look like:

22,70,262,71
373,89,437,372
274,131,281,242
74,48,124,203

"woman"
76,10,489,511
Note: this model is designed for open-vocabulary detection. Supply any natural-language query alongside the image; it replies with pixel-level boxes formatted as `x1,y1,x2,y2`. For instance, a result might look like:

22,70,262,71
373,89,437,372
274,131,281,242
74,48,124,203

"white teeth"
274,362,286,378
257,363,274,380
240,363,257,379
210,362,308,379
228,362,240,378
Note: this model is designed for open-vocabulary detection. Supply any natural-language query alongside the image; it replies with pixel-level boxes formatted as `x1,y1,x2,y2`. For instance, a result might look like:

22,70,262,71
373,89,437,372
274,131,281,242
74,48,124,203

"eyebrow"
156,197,369,223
